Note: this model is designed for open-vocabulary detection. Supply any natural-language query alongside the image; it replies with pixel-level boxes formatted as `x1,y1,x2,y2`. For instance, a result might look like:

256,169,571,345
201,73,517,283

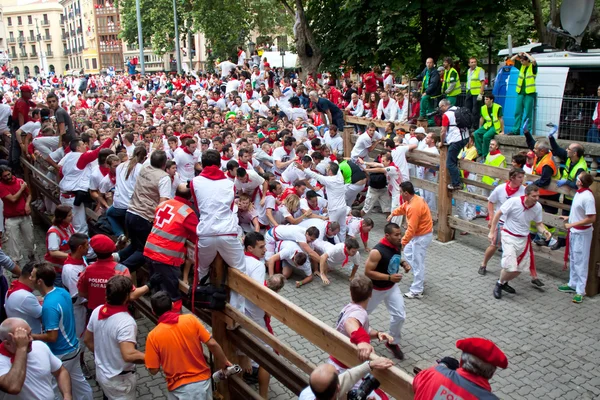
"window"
45,29,50,37
18,31,24,39
11,46,16,56
17,16,22,25
47,44,52,52
85,59,90,69
92,58,97,69
43,14,48,22
7,17,12,26
28,16,32,25
29,30,34,39
31,45,36,54
9,32,14,39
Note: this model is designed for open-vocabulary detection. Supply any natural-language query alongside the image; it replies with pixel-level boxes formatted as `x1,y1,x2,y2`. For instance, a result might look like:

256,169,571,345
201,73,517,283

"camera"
347,374,380,400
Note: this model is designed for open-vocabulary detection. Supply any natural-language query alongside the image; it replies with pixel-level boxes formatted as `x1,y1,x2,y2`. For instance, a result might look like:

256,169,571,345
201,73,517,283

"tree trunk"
532,0,549,43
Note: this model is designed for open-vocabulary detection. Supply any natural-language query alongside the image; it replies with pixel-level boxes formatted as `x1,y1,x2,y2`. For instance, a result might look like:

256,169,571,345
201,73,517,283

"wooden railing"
343,117,600,297
11,150,415,399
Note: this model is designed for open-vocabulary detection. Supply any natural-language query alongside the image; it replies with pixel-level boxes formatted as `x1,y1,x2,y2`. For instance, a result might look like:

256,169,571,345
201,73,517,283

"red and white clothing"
173,147,201,182
322,242,361,269
323,131,344,155
243,254,267,324
345,98,364,117
280,163,307,186
62,257,88,339
351,131,383,161
346,217,370,243
488,183,526,223
303,169,348,240
274,240,312,277
234,169,265,207
265,225,308,258
4,281,43,334
377,98,397,121
499,197,543,272
272,147,296,176
566,189,596,295
300,197,328,215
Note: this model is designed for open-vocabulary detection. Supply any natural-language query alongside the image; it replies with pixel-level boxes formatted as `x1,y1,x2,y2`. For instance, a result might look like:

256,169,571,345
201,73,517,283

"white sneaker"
548,237,558,247
404,292,424,299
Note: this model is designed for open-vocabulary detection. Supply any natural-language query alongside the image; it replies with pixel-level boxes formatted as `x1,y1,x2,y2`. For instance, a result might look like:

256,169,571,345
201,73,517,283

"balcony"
77,27,82,34
64,49,71,55
8,37,16,44
60,16,66,24
28,36,36,42
95,6,118,15
41,19,50,26
30,52,37,58
78,45,83,52
97,25,120,34
43,35,52,41
62,33,68,40
46,51,54,57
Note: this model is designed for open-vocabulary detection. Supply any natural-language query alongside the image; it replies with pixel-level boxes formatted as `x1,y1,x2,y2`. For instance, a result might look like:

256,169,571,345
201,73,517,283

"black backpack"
452,107,472,130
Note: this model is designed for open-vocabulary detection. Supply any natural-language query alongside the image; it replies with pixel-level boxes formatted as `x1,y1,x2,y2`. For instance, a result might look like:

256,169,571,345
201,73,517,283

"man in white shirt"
417,133,440,213
345,92,364,117
272,137,296,177
376,91,398,125
488,185,551,300
350,123,383,162
317,238,361,285
4,263,43,334
363,152,403,225
323,125,344,155
0,318,73,400
266,240,312,288
557,172,597,303
173,138,201,182
235,167,268,211
84,275,145,400
439,98,469,190
216,58,237,79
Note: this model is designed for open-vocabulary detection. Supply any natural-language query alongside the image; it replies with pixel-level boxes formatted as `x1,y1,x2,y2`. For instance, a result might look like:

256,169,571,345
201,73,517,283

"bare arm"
319,253,330,284
119,341,145,364
52,366,72,400
31,329,59,343
83,330,94,353
206,338,231,371
299,242,320,263
265,208,279,227
129,285,150,301
266,254,280,276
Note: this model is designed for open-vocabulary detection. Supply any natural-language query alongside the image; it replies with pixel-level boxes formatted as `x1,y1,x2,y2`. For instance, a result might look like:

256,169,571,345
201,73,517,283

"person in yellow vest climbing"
465,57,486,130
442,57,461,106
508,52,537,135
474,94,504,158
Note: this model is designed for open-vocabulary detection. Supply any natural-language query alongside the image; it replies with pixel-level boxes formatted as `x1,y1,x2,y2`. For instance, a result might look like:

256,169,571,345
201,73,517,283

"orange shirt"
145,314,212,391
391,195,433,246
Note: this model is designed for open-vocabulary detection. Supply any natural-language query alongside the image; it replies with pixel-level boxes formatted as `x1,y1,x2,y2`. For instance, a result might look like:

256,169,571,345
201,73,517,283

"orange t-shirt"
391,195,433,246
145,314,212,391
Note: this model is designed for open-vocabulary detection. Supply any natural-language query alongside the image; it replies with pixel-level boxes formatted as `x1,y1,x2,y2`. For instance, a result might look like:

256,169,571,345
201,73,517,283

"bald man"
0,318,72,399
298,358,393,400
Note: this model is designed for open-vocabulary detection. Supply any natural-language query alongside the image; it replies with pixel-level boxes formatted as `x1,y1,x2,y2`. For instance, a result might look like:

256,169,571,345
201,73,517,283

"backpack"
452,106,472,130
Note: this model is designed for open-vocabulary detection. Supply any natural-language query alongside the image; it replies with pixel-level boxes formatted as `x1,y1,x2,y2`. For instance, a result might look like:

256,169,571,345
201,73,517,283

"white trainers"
548,237,558,247
404,292,424,299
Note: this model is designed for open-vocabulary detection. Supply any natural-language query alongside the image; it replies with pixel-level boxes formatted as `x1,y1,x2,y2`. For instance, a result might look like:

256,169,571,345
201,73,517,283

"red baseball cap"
90,234,117,253
456,338,508,369
20,85,33,93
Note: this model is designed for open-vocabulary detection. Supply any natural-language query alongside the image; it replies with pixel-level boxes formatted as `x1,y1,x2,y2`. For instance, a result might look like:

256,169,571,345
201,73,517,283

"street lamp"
248,40,255,55
279,49,285,72
487,32,495,87
18,36,26,80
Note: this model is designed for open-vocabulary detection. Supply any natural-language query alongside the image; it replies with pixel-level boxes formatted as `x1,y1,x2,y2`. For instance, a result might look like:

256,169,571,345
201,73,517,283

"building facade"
61,0,99,73
1,0,68,78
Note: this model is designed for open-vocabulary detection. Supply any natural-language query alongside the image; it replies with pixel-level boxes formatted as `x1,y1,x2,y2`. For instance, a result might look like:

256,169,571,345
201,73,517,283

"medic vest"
44,224,74,271
143,199,194,266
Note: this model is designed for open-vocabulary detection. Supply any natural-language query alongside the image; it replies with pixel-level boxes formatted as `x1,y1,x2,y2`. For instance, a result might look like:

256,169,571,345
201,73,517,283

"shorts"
97,371,137,400
168,378,211,400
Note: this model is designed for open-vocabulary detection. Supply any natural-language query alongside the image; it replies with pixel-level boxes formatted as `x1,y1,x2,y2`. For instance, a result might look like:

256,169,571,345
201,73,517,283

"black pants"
464,94,481,130
118,212,152,273
146,258,182,301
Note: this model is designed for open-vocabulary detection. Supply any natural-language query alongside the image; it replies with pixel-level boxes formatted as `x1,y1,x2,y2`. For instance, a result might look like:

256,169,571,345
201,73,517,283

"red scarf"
379,237,399,251
221,153,232,161
0,343,15,363
158,311,180,324
520,196,534,210
245,90,254,100
505,183,520,197
98,304,129,320
359,221,369,243
266,191,279,211
342,246,350,267
238,159,249,169
201,165,226,180
6,281,33,300
244,251,260,260
382,99,390,109
488,149,501,156
109,170,117,185
577,187,592,194
525,162,533,169
283,146,292,156
64,255,85,266
308,201,320,211
99,166,110,176
237,49,244,57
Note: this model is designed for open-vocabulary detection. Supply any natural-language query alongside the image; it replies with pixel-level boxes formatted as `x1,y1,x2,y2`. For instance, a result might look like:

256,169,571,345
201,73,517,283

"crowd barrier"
342,116,600,297
8,148,415,399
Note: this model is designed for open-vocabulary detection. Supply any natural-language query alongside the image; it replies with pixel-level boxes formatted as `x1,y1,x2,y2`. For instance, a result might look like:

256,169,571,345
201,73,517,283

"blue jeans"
587,125,600,143
106,206,127,237
118,212,153,273
447,138,469,186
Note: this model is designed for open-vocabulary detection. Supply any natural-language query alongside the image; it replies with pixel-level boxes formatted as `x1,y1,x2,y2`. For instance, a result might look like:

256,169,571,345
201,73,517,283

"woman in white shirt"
106,146,147,241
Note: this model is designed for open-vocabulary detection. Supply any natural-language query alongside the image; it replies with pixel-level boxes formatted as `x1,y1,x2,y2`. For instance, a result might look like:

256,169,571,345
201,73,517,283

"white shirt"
0,341,62,400
113,163,142,209
568,190,596,233
488,183,526,222
4,288,43,334
234,169,265,201
299,197,327,214
346,216,364,239
0,104,10,132
225,79,241,94
275,240,311,276
89,165,105,191
244,255,266,322
192,175,238,236
345,99,364,117
323,242,361,267
87,306,137,381
323,132,344,155
391,146,411,182
32,136,60,157
385,165,401,196
19,121,41,138
218,61,237,78
272,147,295,176
124,143,135,158
303,169,346,211
443,107,463,144
500,196,543,237
173,147,201,182
62,261,86,300
351,131,382,161
377,98,397,121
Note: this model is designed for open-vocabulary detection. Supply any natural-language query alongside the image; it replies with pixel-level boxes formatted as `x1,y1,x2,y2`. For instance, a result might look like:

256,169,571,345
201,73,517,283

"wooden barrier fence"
11,151,415,399
343,116,600,297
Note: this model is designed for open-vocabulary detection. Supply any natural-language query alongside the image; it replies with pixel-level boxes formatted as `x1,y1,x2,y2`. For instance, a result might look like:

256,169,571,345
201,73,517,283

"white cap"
415,127,426,134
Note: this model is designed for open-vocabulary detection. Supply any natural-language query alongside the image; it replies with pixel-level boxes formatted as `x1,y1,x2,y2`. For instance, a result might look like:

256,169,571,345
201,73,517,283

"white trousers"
60,195,88,234
345,183,365,207
362,187,391,214
168,378,212,400
3,216,35,262
403,232,433,294
98,372,137,400
328,207,348,242
197,235,246,311
389,195,403,227
57,350,93,400
366,284,405,343
568,229,593,295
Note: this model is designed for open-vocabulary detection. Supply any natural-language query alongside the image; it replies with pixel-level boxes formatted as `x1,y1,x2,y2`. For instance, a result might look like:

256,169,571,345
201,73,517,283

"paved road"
29,212,599,399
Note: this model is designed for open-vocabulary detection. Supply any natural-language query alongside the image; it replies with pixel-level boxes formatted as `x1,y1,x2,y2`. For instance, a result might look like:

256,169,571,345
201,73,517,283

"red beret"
20,85,33,93
456,338,508,369
90,234,116,253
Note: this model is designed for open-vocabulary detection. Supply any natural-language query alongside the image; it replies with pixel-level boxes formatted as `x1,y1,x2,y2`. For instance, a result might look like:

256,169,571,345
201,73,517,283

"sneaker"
548,237,558,248
572,294,583,303
557,284,576,293
493,282,502,299
478,266,487,275
550,238,565,251
385,343,405,360
112,252,120,262
501,282,516,294
533,237,549,246
404,292,423,299
531,278,545,287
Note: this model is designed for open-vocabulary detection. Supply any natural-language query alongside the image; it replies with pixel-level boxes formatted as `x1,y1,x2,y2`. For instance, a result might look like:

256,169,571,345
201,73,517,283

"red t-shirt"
77,259,131,310
0,177,29,218
363,72,382,93
12,98,34,127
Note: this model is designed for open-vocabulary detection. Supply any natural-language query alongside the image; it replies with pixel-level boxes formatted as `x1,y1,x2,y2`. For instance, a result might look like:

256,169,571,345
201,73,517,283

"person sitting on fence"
438,98,470,191
455,135,479,228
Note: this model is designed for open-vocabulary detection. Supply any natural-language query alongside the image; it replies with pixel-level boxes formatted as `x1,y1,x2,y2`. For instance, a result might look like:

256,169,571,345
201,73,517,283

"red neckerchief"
382,99,390,109
244,251,260,260
308,201,320,211
359,221,369,243
520,196,535,210
456,368,492,392
389,161,397,168
221,153,232,161
351,99,357,108
109,170,117,185
238,159,249,169
6,280,33,299
201,165,226,180
280,187,297,201
505,183,520,197
577,188,592,194
157,311,180,324
64,255,85,266
383,73,389,80
245,91,254,100
99,166,110,176
379,237,399,251
226,171,235,179
98,304,129,320
525,162,533,168
0,343,15,363
283,146,292,156
488,149,501,156
342,246,350,266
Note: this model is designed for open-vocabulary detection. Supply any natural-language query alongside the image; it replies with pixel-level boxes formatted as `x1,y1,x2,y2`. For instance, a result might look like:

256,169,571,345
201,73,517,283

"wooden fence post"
586,181,600,296
437,146,453,242
343,125,354,159
210,254,238,399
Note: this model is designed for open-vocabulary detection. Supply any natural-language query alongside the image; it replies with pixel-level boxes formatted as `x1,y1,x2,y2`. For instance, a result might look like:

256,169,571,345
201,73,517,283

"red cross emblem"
155,204,175,228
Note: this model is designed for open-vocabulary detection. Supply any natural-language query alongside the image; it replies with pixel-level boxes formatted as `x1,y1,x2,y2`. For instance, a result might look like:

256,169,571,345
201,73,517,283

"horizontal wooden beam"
411,177,439,194
226,268,414,399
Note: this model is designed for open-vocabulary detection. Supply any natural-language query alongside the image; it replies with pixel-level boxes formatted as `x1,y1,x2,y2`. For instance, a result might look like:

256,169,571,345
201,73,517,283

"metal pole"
187,29,192,71
487,36,492,86
135,0,145,74
173,0,182,74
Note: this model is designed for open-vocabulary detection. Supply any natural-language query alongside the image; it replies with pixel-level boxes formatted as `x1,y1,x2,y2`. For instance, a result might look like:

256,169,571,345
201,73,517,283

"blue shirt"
41,287,79,356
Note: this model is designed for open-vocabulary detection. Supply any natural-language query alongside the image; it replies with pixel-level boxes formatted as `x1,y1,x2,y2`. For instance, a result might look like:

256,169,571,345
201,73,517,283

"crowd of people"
0,50,596,400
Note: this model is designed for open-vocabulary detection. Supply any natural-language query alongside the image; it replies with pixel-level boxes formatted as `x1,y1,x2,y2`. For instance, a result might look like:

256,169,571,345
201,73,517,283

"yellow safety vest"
516,64,536,95
481,103,502,131
562,156,588,200
468,67,483,95
443,68,462,97
481,153,506,185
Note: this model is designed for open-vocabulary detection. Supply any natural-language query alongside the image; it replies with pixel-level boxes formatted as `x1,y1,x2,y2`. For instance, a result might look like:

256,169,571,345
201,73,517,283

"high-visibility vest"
481,153,506,185
516,64,536,95
44,224,74,271
143,199,194,266
443,68,461,97
481,103,502,131
468,67,483,95
421,70,430,94
562,156,588,200
534,152,559,196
